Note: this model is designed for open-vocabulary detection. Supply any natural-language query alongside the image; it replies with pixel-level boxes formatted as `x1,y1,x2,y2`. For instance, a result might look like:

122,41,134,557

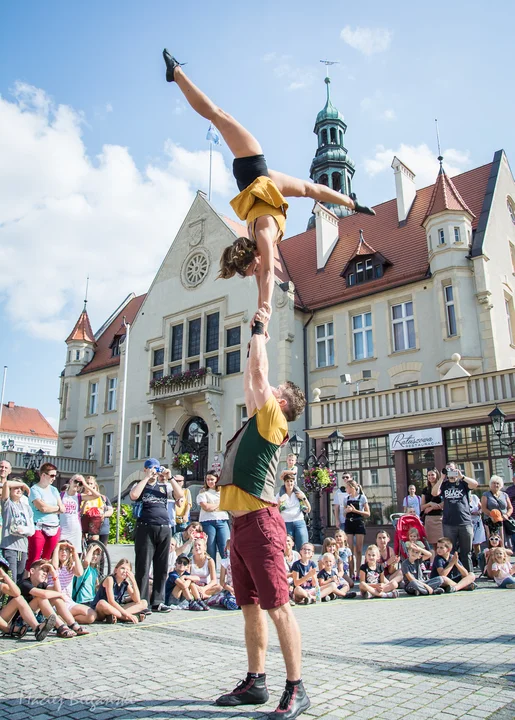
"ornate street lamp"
190,425,205,447
489,404,515,450
167,430,179,453
288,432,304,458
23,452,31,468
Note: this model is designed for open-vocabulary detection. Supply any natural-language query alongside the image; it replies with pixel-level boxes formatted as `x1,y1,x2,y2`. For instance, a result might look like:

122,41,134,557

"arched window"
321,129,328,145
508,196,515,225
339,130,344,145
180,417,209,483
332,172,342,192
319,174,329,186
330,127,337,143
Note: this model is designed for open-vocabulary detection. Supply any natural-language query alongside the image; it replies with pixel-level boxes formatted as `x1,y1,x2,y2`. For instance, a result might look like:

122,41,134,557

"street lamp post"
489,404,515,450
289,429,344,543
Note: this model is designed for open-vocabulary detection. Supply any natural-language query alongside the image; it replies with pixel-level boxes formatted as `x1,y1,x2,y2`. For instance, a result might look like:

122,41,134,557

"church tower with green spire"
307,75,355,229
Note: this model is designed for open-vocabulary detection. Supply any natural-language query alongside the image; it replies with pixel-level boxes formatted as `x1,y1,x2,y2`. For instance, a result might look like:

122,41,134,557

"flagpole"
208,140,213,202
116,318,130,543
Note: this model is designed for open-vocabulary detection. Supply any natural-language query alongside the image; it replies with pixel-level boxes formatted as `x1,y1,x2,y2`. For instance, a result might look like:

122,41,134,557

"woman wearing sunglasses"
26,463,65,572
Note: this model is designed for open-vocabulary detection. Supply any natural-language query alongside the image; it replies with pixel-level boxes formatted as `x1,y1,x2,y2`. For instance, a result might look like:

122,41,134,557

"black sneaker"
350,192,376,216
344,591,357,599
215,675,269,707
268,680,310,720
151,603,173,613
140,608,153,616
433,588,445,595
162,49,186,83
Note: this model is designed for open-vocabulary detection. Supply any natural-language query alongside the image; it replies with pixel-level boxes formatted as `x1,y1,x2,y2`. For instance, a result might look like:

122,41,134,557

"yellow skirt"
230,176,288,242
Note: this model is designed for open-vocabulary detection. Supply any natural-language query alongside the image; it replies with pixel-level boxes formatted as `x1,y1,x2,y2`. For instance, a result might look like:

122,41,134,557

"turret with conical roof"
64,302,96,378
307,75,355,229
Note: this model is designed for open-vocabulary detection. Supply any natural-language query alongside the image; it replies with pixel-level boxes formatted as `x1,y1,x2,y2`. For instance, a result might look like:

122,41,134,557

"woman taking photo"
276,472,310,551
343,479,370,578
420,469,444,552
197,472,230,561
481,476,513,546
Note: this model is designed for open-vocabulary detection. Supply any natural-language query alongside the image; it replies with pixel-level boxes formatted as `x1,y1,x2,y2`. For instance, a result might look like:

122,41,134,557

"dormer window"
111,334,125,358
341,230,391,289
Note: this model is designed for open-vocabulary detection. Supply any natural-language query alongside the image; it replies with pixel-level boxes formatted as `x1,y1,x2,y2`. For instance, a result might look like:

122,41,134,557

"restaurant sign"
389,427,443,451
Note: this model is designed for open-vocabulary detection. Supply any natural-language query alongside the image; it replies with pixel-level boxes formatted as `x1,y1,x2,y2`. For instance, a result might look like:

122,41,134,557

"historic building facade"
57,77,515,528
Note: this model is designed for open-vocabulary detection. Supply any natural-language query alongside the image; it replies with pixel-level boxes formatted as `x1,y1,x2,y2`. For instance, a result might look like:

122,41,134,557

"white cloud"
0,83,235,341
382,109,396,121
341,26,392,56
105,103,113,113
364,143,471,187
172,99,186,115
263,53,314,91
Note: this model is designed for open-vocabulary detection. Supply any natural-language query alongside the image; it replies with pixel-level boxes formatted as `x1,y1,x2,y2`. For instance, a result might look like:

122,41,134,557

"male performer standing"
217,302,309,720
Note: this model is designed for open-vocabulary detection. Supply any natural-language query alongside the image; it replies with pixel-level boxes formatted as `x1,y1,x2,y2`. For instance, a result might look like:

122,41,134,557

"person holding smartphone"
431,461,478,571
130,459,184,613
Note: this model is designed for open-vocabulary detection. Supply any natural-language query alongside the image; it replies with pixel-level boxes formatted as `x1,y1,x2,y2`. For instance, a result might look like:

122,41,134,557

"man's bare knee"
268,602,293,625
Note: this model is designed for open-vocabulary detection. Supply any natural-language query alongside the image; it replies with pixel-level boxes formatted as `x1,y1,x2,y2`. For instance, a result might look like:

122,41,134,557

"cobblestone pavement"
1,579,514,720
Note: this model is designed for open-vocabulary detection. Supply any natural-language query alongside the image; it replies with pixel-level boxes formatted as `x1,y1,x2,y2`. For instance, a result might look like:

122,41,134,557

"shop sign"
389,427,443,450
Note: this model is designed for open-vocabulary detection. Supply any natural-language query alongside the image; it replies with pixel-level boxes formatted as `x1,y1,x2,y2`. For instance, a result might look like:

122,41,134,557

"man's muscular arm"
249,304,272,411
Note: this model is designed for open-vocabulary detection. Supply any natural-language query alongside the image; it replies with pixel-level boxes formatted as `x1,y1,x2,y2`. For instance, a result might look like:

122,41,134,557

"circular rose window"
181,250,210,289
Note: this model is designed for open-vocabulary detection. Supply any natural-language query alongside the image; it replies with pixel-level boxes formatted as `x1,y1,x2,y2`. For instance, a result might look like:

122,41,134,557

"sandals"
70,622,90,636
35,614,56,642
162,49,186,83
56,624,76,639
137,613,146,623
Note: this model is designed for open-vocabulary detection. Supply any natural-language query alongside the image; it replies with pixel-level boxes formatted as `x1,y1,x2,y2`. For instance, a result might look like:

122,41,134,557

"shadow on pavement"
363,634,514,647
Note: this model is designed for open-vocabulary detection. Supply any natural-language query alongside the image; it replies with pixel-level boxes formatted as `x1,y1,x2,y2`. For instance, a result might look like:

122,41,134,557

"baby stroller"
391,513,431,567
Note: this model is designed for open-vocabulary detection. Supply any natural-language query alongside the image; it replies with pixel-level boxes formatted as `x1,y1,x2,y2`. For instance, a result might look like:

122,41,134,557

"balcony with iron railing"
149,368,223,403
310,367,515,434
0,450,97,478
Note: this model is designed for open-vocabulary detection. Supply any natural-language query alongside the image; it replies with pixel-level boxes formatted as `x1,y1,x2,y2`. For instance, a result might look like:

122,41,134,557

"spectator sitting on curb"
317,553,356,600
376,530,403,588
165,554,205,610
359,545,399,599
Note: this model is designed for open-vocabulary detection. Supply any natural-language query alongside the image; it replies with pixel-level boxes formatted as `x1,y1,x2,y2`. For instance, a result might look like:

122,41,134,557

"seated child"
291,543,329,604
481,534,512,579
334,529,354,587
359,545,399,599
376,530,402,588
72,544,101,605
0,558,55,641
406,527,431,554
91,558,148,623
402,542,450,596
490,547,515,589
430,537,476,591
317,553,356,600
190,536,222,600
317,537,341,573
19,559,81,638
284,534,300,574
50,541,96,627
165,554,208,611
218,539,239,610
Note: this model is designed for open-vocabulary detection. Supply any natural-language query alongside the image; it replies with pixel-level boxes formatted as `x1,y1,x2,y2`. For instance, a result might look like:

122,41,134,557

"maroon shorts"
231,507,289,611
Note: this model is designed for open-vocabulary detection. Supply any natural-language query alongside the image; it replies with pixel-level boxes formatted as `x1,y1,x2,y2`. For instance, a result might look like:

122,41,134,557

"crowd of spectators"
0,456,514,641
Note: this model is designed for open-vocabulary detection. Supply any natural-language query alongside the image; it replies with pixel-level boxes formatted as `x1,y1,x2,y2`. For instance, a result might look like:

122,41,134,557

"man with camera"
130,458,184,613
431,461,478,571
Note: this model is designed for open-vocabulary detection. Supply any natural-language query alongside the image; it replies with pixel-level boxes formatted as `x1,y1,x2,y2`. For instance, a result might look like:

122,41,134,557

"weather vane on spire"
435,118,443,165
83,275,90,312
320,60,339,79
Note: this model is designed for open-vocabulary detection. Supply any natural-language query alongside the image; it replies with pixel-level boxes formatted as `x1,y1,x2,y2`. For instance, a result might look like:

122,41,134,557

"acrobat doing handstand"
163,50,375,319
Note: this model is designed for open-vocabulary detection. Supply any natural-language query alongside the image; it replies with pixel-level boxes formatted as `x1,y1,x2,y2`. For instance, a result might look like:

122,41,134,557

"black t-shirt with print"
441,480,471,526
138,481,171,525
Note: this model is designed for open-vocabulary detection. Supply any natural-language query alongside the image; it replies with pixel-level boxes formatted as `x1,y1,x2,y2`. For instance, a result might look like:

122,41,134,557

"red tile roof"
66,309,95,344
423,162,475,223
0,403,57,439
79,294,146,375
279,160,493,310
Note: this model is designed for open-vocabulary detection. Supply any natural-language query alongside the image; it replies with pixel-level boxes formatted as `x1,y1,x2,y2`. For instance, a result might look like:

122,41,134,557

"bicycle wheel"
85,539,111,583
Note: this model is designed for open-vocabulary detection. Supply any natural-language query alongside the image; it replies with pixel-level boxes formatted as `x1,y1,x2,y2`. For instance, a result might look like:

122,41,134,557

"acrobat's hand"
252,302,271,327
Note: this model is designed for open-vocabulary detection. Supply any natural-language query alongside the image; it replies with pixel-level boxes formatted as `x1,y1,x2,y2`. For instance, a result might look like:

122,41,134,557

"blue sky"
0,0,514,429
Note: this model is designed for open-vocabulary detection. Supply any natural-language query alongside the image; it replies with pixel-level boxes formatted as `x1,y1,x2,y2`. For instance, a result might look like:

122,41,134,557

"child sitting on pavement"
489,547,515,589
166,553,208,611
481,534,512,579
19,559,81,638
72,544,101,606
91,558,148,623
359,545,399,599
0,555,56,640
291,542,325,604
317,553,356,600
376,530,403,588
50,540,96,626
402,542,450,596
430,537,476,591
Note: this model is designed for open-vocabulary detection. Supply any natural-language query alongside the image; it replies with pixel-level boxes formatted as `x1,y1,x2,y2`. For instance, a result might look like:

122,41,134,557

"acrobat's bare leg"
268,169,375,216
164,51,261,159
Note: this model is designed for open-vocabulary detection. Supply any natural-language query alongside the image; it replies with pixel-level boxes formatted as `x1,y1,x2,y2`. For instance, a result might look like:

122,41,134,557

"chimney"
7,401,14,409
313,202,339,270
391,156,416,224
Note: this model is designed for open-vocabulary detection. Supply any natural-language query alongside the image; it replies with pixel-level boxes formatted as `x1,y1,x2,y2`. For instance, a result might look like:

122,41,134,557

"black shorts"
344,518,366,536
233,154,269,192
